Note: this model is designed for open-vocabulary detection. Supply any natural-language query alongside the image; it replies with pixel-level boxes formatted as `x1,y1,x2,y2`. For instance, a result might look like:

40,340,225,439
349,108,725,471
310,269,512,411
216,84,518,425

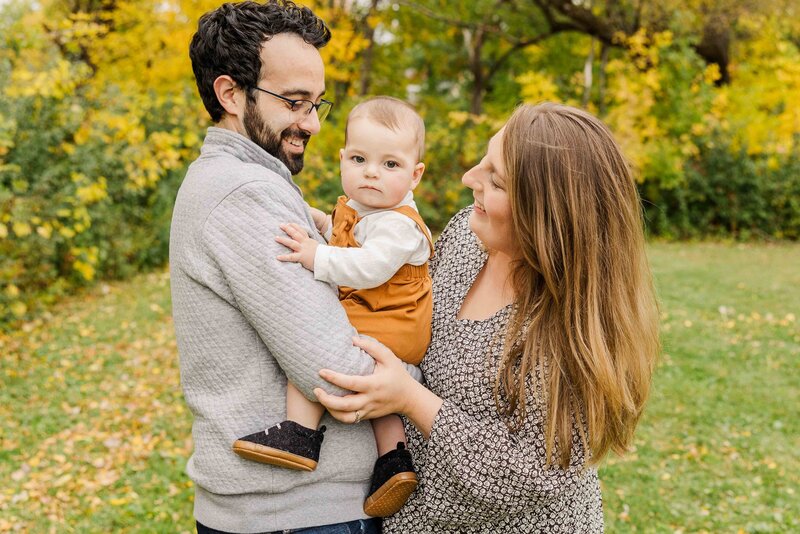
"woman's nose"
462,166,479,189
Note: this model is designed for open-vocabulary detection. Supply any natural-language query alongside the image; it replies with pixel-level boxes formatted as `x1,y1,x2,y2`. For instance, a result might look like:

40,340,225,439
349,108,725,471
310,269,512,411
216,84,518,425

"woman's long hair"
497,103,659,468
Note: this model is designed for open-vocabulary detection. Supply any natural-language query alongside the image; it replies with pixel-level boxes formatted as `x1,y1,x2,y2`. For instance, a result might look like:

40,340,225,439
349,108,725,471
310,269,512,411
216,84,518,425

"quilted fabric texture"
170,128,394,532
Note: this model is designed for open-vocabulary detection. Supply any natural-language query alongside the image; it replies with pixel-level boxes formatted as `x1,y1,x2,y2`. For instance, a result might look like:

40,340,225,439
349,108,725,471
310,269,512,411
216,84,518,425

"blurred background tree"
1,0,798,327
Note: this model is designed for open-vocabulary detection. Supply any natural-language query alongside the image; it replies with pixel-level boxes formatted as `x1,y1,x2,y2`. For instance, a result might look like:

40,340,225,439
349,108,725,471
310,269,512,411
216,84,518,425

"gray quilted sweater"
170,127,389,532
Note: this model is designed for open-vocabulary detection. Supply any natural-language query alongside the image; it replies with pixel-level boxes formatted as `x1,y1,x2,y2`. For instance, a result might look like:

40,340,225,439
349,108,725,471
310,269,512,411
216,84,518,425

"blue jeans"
196,518,381,534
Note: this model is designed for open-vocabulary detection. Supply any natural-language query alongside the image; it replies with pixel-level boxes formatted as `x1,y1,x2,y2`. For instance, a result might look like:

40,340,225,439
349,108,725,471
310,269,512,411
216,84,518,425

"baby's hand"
309,207,331,235
276,223,318,272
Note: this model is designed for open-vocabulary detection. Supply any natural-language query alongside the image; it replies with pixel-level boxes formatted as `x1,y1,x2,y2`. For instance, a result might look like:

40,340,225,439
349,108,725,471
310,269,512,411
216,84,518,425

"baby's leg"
363,414,417,517
286,381,325,430
232,382,326,470
371,414,407,455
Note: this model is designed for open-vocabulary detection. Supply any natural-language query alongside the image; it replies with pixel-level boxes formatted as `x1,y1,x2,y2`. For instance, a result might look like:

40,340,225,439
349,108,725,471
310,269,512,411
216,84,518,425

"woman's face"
462,127,517,256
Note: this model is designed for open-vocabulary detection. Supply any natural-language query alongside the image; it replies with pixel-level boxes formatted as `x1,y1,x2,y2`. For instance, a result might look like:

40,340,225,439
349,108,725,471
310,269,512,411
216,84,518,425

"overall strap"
329,195,360,248
391,205,434,258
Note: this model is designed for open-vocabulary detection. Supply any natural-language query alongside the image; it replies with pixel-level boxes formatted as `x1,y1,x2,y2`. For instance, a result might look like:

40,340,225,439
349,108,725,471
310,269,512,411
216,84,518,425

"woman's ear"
213,75,244,118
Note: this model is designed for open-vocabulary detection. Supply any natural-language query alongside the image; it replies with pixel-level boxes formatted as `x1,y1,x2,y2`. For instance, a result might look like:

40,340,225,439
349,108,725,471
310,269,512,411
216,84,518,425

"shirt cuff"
313,244,333,283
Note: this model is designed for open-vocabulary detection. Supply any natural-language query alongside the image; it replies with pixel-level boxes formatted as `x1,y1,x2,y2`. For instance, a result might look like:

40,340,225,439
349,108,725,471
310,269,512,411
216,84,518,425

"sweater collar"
201,127,301,195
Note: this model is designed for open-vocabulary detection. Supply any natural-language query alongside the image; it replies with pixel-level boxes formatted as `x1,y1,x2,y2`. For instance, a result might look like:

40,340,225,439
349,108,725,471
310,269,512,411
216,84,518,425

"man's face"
243,33,326,174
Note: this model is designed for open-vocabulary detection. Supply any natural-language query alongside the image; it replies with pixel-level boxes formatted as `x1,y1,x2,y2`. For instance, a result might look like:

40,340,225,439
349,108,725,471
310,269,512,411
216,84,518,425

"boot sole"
232,440,317,471
363,471,418,517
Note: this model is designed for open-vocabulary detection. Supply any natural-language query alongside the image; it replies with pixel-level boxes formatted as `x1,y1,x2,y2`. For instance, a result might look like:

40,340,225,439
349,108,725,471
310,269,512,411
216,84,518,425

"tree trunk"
598,42,610,116
582,38,595,108
358,0,380,96
696,13,731,85
464,27,486,115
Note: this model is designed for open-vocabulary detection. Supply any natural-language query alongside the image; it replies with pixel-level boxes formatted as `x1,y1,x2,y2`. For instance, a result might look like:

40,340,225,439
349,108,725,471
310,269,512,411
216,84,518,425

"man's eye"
385,161,398,169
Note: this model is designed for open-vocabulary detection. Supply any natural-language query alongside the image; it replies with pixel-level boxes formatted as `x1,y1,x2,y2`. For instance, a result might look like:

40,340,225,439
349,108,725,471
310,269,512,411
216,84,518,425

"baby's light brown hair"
345,96,426,160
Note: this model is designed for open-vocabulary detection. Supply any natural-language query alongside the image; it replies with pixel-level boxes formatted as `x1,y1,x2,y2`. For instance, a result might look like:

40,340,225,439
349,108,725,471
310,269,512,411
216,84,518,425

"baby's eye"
352,155,365,163
385,161,399,169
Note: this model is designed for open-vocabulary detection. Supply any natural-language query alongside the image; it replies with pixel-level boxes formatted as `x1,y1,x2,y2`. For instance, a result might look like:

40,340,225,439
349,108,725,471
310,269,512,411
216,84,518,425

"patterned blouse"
383,207,604,533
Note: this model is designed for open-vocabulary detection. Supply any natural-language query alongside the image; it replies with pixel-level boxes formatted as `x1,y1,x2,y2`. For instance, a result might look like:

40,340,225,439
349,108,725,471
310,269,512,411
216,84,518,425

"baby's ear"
339,148,344,161
411,162,425,189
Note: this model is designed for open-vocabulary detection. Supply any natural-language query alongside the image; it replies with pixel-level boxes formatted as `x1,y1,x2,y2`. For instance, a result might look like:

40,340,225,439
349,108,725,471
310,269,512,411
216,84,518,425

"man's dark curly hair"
189,1,331,123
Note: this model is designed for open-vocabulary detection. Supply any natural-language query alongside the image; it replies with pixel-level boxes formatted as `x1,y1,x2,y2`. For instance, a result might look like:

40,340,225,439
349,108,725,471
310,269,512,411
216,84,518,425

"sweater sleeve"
314,212,429,289
201,181,376,399
413,399,590,524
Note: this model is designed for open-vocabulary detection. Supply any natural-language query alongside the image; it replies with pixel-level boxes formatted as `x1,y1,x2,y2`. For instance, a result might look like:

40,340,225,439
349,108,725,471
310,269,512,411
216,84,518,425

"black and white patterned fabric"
384,206,604,533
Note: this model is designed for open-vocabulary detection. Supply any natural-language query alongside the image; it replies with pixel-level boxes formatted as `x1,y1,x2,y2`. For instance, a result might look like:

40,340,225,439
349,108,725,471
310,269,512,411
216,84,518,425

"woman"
314,103,660,532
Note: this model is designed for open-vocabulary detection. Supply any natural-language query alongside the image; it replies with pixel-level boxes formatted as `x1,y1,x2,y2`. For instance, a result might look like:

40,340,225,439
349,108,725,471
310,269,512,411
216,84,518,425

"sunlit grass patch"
602,243,800,532
1,271,194,532
1,243,798,531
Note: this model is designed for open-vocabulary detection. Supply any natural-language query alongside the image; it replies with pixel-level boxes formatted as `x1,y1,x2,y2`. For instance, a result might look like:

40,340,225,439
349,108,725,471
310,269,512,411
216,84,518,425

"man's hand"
276,223,319,271
308,207,331,235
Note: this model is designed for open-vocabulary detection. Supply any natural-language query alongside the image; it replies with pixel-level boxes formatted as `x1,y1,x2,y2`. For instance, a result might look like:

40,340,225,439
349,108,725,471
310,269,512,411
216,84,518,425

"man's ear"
213,75,244,117
410,162,425,189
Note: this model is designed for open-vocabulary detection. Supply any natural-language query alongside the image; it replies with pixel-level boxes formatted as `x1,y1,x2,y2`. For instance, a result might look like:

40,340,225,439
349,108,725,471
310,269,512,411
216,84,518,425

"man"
170,2,414,532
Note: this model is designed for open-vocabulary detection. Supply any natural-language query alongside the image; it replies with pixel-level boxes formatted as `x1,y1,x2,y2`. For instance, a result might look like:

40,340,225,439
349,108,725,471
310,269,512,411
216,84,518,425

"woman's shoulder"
429,205,481,276
436,205,475,250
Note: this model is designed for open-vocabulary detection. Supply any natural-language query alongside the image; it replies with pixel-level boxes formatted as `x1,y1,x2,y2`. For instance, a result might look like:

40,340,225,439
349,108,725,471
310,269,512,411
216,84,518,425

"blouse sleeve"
414,399,590,524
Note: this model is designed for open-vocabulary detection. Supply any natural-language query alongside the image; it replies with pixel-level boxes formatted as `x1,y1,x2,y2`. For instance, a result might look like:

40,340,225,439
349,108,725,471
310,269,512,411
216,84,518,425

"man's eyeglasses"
252,87,333,123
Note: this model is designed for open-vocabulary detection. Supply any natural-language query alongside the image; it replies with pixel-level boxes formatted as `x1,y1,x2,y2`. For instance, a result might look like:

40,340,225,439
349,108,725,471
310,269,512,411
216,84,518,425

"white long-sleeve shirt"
314,192,431,290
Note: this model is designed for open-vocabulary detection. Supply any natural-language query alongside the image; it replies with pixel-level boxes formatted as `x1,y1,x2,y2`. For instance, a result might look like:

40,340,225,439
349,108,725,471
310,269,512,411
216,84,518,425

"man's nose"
297,108,321,135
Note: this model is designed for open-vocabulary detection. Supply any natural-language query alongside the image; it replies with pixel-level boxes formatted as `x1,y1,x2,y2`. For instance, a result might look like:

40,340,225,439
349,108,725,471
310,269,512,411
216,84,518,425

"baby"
233,96,433,518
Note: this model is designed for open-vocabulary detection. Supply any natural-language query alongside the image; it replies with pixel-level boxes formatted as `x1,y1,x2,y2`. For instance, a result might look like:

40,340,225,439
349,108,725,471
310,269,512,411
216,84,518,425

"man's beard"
243,98,309,175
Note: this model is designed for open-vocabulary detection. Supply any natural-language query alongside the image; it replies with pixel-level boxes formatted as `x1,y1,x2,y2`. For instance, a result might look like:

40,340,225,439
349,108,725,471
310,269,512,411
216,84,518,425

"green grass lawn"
1,243,798,532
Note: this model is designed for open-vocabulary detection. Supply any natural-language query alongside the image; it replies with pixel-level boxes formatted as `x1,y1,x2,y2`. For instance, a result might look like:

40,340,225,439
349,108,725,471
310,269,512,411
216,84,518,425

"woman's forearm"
402,379,444,439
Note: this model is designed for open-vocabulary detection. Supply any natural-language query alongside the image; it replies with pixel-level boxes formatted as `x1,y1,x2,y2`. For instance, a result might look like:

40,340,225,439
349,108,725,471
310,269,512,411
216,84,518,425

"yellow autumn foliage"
1,0,799,327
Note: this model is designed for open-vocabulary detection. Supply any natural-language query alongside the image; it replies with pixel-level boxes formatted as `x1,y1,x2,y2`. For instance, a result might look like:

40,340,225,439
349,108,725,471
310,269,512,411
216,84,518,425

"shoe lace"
264,423,281,436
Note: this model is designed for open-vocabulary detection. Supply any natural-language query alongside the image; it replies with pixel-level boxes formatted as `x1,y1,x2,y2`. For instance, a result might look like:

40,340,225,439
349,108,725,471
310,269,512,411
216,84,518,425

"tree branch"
486,29,566,80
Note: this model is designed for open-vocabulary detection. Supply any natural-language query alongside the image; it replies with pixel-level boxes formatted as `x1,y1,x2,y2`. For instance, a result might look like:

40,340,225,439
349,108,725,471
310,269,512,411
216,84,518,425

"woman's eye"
385,161,398,169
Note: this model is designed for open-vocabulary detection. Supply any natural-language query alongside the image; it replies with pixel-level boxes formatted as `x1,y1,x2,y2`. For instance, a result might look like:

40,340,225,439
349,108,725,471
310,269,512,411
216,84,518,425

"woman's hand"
315,336,444,438
314,336,417,422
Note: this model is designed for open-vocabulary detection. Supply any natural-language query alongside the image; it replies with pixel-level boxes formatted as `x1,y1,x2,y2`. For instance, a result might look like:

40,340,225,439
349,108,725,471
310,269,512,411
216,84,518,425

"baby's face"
340,117,424,209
